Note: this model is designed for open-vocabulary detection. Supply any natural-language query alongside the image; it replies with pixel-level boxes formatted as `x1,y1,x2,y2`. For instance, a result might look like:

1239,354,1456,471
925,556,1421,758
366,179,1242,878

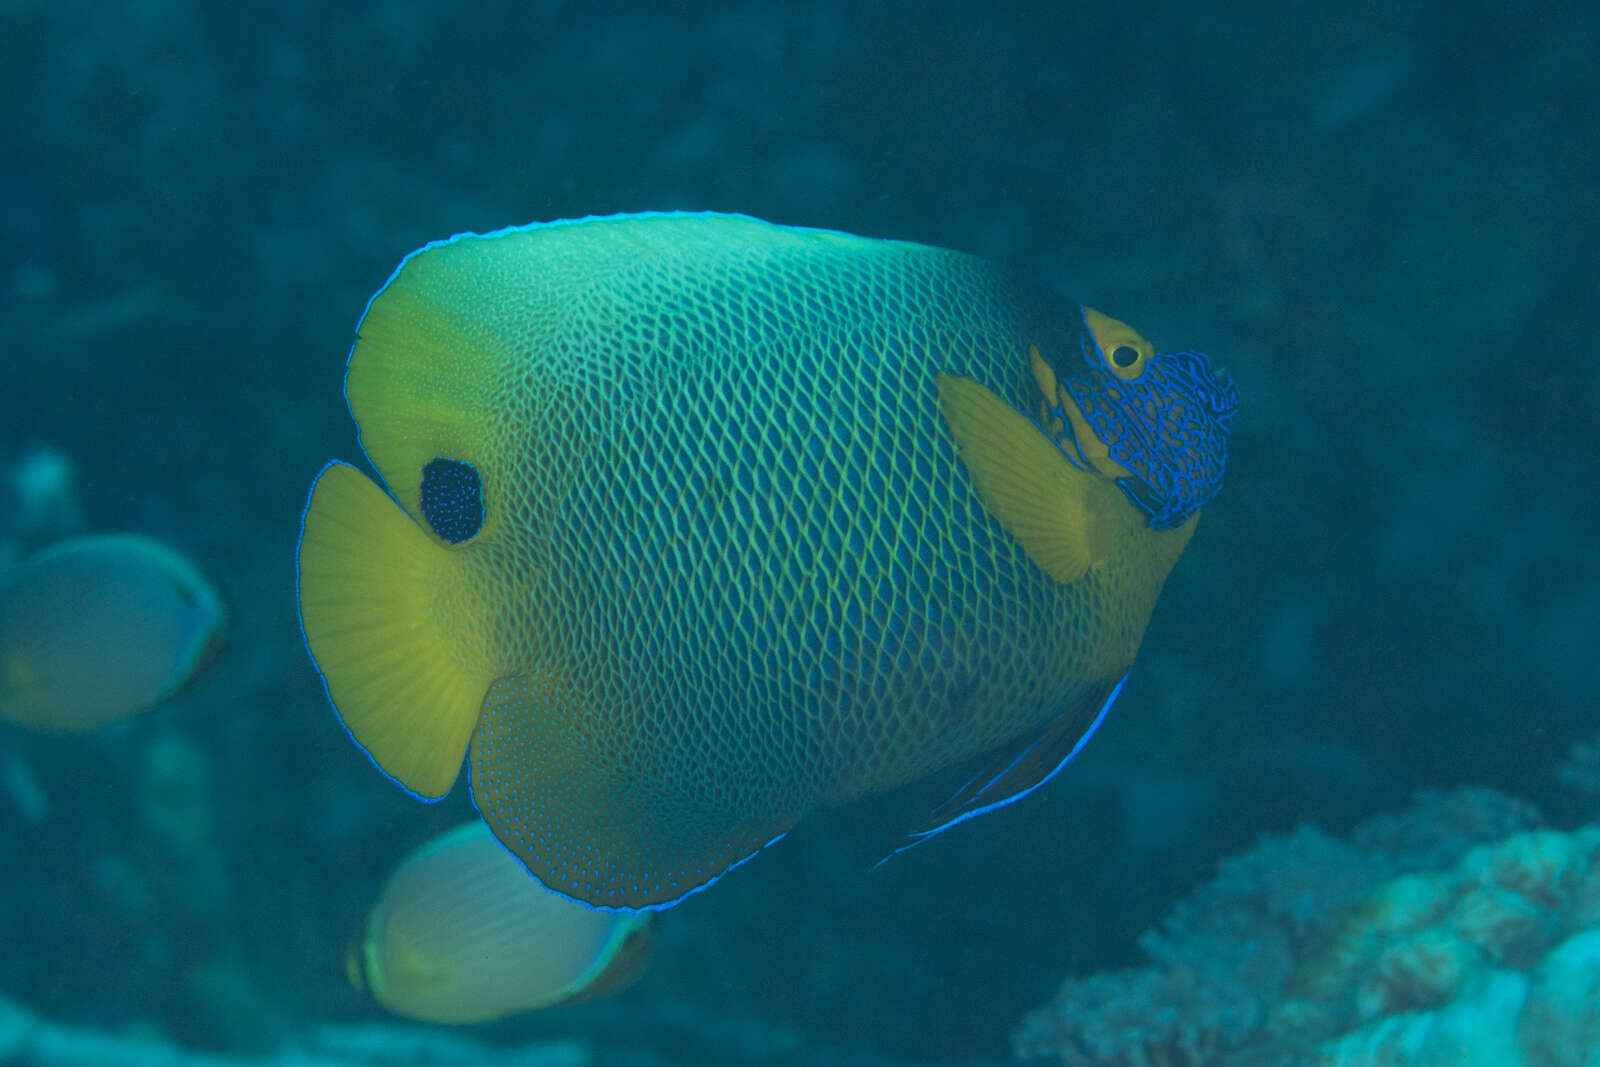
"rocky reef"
1016,788,1600,1066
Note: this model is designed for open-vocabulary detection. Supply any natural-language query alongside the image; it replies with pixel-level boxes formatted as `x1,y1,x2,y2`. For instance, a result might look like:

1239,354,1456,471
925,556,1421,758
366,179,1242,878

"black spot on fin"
297,461,496,799
875,673,1129,865
420,458,483,544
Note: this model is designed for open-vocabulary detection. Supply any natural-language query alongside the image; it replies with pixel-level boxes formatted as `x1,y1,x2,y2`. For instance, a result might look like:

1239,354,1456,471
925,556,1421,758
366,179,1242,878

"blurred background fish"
349,821,652,1025
0,534,225,732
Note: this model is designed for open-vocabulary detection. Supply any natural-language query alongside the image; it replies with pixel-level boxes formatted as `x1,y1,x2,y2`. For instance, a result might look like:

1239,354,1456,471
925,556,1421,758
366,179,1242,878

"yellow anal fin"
936,371,1111,584
297,461,493,799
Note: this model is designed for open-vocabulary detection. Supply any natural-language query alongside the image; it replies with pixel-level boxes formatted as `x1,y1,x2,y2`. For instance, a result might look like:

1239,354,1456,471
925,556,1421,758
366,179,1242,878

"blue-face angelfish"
349,821,652,1024
1,534,225,731
297,212,1237,911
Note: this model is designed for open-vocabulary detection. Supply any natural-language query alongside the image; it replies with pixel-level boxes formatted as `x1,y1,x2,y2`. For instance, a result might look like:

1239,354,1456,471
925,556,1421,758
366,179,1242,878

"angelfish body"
297,212,1237,911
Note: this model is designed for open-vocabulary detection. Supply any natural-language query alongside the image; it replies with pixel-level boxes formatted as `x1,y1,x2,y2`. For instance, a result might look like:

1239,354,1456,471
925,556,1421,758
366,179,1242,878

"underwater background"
2,1,1597,1065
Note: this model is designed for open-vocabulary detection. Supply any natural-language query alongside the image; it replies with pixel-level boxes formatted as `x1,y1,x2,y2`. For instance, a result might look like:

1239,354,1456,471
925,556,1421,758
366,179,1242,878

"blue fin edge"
465,754,789,915
873,672,1129,867
295,458,444,805
342,210,901,492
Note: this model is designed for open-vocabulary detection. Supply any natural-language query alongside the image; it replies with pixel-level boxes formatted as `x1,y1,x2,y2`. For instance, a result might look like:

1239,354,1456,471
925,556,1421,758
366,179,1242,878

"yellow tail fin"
297,461,494,799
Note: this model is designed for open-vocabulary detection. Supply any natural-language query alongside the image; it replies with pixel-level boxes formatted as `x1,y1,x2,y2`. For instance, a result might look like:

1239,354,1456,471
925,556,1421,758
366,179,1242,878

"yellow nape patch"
346,253,507,527
298,462,496,799
936,372,1115,584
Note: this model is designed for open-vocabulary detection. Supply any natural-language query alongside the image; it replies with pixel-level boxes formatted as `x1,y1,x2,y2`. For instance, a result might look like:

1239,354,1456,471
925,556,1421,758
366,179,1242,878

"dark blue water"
3,2,1596,1064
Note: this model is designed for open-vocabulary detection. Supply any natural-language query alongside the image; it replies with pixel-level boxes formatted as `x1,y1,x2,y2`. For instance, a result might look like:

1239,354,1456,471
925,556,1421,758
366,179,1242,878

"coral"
1292,827,1600,1035
1556,735,1600,797
1013,965,1259,1067
140,733,219,868
1347,788,1544,872
1312,928,1600,1066
1014,791,1600,1067
1446,886,1548,967
5,446,82,551
1313,970,1529,1067
1353,928,1485,1019
1460,828,1593,914
1517,929,1600,1067
0,991,587,1067
1015,822,1387,1063
0,972,959,1067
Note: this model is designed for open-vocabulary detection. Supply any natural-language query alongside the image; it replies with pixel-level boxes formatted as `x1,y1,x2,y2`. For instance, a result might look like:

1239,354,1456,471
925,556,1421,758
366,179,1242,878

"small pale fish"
349,821,652,1024
297,212,1237,911
1,534,225,732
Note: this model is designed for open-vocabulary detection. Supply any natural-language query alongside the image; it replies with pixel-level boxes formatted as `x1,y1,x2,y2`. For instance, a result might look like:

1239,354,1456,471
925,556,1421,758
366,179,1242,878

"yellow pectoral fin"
297,462,496,799
936,372,1111,584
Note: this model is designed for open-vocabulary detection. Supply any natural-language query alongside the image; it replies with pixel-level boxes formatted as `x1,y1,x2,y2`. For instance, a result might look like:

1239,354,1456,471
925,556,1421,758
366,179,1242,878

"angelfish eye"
420,457,484,544
1082,307,1155,383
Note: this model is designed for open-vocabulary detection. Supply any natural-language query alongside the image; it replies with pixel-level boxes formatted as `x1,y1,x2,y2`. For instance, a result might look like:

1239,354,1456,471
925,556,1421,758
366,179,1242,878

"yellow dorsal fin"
297,462,498,799
936,372,1114,584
